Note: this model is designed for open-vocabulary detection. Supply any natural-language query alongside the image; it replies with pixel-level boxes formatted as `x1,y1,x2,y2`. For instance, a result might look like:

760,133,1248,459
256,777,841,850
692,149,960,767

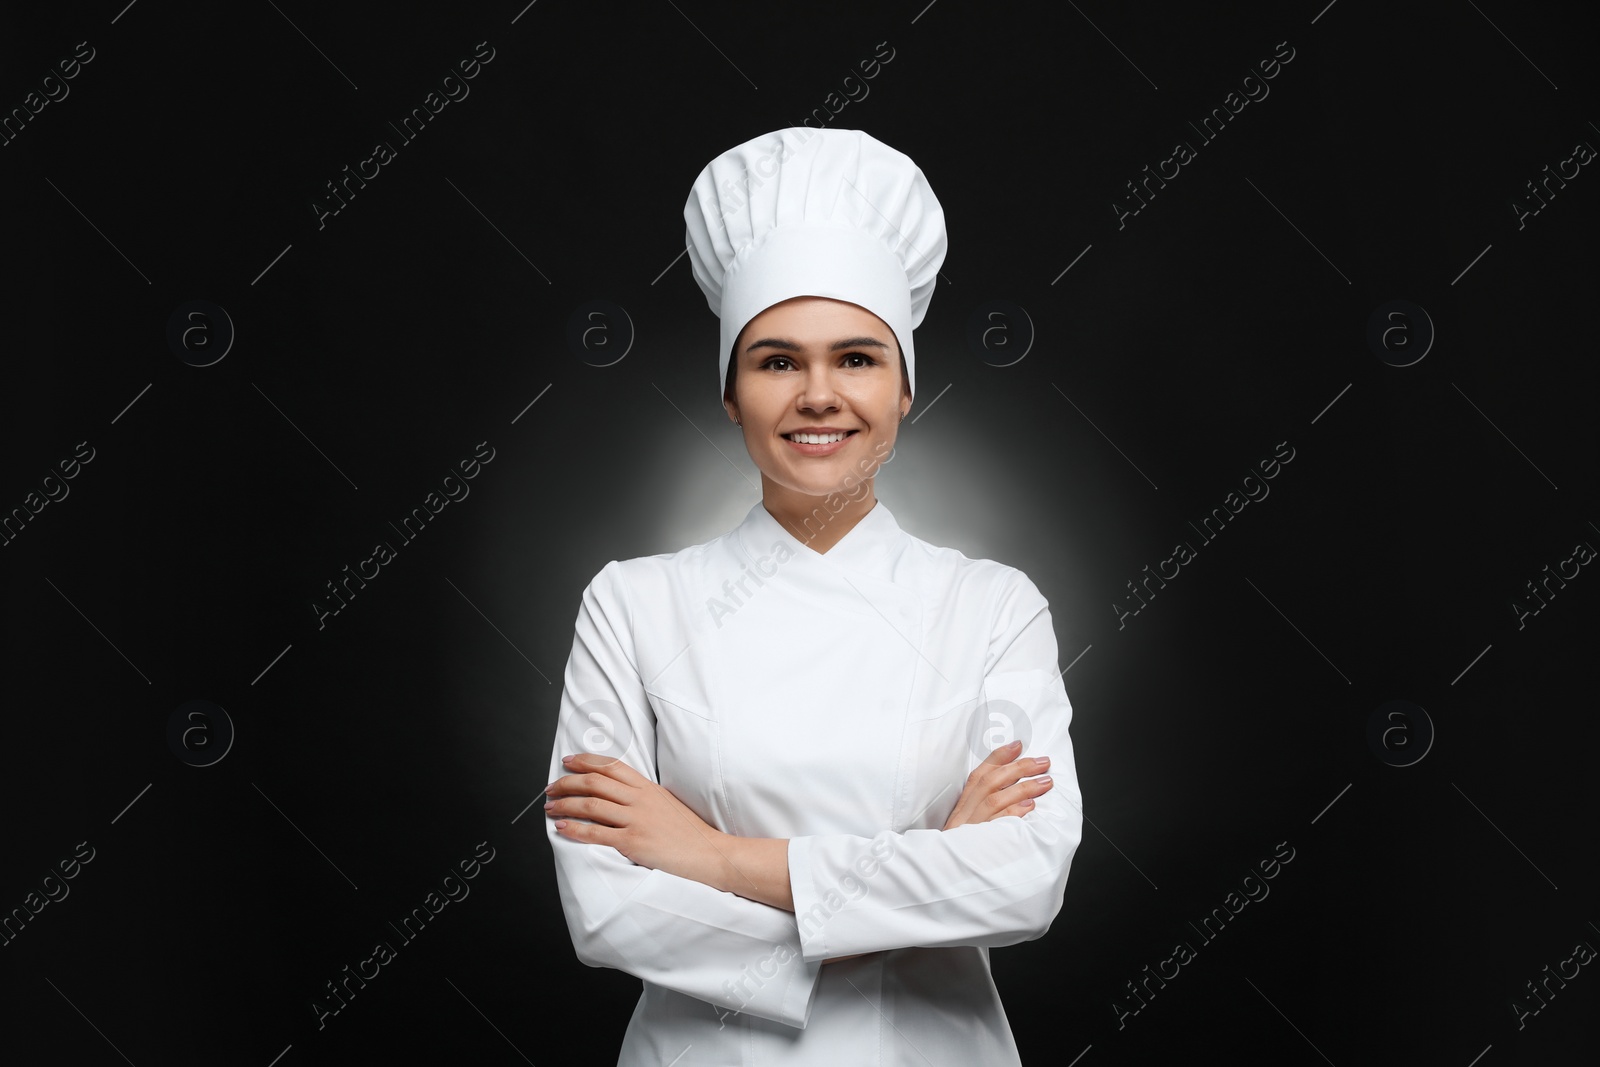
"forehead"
737,296,891,348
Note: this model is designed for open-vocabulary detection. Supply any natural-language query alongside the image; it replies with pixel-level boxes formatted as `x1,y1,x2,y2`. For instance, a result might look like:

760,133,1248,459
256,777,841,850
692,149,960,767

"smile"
782,430,857,455
783,431,855,443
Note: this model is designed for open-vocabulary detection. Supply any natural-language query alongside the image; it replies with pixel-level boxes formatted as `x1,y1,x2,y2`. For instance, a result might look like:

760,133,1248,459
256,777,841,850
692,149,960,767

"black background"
2,1,1596,1064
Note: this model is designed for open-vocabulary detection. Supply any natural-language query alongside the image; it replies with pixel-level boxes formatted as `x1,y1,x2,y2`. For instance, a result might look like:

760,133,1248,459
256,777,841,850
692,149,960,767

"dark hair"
724,346,911,406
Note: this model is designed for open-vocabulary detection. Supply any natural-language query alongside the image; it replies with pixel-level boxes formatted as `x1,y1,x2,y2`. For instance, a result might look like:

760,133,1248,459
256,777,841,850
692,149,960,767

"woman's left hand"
546,753,731,885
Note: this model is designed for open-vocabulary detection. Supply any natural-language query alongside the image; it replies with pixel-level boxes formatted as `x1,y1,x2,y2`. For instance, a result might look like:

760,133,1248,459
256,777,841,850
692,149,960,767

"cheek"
843,381,900,419
732,393,773,434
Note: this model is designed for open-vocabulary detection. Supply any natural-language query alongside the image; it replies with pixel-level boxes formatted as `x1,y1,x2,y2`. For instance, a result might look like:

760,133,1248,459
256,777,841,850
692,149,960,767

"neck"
761,476,878,555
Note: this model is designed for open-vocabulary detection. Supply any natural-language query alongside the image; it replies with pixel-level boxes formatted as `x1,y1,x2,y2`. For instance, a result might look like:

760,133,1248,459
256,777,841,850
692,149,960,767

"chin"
797,480,863,503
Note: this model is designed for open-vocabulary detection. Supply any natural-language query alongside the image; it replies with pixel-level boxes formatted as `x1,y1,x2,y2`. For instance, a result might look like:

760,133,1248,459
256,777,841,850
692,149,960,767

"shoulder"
580,529,742,604
896,530,1055,669
900,528,1046,608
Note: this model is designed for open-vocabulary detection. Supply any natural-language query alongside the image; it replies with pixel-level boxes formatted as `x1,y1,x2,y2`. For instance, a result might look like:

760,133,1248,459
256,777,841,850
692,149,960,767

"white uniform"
545,499,1084,1065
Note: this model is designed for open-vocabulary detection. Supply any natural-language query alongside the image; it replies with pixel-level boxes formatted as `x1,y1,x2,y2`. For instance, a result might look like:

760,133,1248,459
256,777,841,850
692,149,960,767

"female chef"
543,127,1084,1065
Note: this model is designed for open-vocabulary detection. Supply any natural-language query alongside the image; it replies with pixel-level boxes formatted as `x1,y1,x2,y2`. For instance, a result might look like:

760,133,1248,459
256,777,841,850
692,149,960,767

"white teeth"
789,432,850,444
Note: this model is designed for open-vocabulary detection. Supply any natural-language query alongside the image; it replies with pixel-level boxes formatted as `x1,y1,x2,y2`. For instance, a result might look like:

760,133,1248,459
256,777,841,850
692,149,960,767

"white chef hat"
683,127,947,405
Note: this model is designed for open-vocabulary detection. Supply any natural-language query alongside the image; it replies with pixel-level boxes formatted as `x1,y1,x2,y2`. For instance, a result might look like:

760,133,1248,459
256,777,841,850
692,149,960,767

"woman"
544,127,1084,1065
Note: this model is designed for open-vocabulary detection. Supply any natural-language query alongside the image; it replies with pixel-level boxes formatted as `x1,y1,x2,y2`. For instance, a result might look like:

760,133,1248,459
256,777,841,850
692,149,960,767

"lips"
782,430,856,456
781,428,857,439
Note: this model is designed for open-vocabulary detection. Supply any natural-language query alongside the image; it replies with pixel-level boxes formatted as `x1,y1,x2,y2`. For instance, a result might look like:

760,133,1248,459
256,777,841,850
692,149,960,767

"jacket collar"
734,498,905,581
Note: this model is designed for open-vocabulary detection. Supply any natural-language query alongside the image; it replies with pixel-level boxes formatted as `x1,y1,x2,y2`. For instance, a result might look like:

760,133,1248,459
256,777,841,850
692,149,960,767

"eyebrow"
742,336,890,355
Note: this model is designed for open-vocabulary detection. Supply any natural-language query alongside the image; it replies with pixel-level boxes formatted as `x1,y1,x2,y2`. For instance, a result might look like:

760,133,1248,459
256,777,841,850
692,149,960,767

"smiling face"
725,296,911,505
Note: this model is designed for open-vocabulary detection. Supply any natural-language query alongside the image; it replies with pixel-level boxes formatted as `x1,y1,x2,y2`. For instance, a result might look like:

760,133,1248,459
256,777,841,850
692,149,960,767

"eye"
756,352,880,371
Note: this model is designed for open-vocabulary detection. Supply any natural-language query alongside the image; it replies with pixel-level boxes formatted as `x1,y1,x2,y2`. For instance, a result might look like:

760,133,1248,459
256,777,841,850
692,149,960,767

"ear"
724,396,740,425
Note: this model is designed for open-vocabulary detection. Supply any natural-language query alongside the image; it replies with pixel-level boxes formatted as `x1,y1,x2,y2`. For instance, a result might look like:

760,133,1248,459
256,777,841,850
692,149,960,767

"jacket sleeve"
785,568,1085,963
546,560,825,1028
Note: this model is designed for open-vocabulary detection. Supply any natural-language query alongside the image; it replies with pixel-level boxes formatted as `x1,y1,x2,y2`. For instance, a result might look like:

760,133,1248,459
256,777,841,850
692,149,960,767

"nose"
797,364,840,413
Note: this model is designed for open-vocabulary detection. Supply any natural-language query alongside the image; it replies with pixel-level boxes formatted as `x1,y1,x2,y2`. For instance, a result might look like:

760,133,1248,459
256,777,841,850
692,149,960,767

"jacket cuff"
781,948,825,1027
787,835,829,962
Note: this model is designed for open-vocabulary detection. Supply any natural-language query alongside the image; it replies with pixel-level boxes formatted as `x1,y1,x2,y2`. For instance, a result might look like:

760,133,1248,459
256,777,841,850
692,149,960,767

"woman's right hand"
941,739,1053,830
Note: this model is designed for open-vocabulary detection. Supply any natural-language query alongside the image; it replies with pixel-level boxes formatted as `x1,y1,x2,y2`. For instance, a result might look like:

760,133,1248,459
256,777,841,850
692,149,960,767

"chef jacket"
545,499,1084,1065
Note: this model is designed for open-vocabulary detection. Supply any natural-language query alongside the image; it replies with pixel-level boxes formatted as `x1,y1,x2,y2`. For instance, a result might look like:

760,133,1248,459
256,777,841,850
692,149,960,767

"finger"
551,817,619,847
547,795,630,827
547,771,631,805
968,759,1038,796
563,752,650,786
966,743,1024,790
980,739,1023,767
1011,774,1054,801
995,754,1049,778
985,775,1054,815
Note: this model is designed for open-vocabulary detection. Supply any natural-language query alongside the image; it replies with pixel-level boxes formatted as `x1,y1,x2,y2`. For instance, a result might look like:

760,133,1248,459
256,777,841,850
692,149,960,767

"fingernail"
544,781,560,793
561,754,576,764
1021,799,1034,808
1037,775,1053,785
544,801,555,810
1036,756,1050,766
1007,739,1022,749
